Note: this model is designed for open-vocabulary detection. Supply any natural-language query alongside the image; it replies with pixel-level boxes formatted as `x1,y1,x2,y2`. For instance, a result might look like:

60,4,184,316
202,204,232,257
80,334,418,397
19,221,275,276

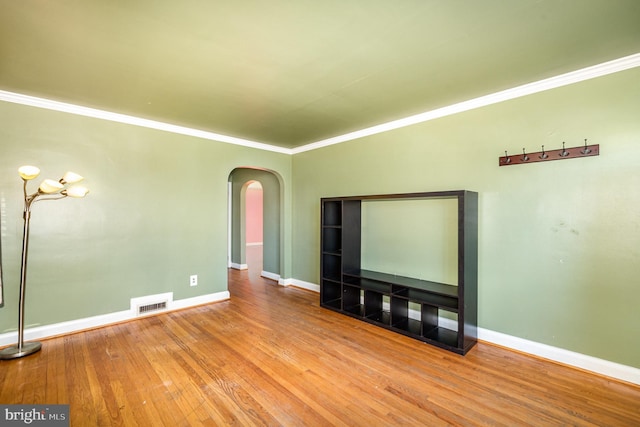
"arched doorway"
228,168,282,283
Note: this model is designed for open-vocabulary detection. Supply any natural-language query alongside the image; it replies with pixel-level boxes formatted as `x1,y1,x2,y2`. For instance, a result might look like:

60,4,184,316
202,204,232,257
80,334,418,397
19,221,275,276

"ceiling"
1,1,639,149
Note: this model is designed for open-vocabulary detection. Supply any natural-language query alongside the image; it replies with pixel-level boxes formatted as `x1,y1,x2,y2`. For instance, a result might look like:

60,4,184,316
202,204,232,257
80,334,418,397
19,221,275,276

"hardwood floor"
1,249,639,425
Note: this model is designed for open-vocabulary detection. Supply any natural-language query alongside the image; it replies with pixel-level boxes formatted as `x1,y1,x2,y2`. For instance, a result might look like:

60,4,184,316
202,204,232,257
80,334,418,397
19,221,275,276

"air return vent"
137,301,167,315
130,292,173,317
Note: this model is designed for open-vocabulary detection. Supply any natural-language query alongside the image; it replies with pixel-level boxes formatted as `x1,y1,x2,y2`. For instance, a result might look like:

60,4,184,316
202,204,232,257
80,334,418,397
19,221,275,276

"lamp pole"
10,195,41,357
0,166,89,360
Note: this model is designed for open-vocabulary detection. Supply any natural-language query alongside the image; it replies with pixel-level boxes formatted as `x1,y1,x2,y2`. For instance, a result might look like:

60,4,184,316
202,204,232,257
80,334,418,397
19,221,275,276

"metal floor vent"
131,292,173,317
137,301,167,315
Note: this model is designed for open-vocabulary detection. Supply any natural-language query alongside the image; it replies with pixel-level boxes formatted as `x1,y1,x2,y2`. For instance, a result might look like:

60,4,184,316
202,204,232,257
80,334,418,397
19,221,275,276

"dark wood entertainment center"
320,190,478,355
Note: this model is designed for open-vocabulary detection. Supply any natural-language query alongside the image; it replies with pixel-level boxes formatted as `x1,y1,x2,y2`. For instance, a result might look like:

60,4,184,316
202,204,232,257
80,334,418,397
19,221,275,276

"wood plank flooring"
1,252,639,425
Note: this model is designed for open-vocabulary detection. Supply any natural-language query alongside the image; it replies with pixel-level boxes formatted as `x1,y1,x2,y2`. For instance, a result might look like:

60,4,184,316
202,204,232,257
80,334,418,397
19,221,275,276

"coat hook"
559,141,569,157
499,138,598,166
539,145,548,159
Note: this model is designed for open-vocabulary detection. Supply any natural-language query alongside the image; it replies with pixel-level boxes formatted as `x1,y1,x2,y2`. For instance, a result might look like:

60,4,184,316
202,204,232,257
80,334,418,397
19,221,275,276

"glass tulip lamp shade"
39,179,64,194
0,166,90,359
18,165,40,181
61,171,83,184
64,186,90,198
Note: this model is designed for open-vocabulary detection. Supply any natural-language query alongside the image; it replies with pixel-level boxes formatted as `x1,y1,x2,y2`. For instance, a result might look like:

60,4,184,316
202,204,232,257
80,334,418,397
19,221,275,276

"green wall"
292,67,640,368
1,65,638,370
0,102,292,331
361,198,459,284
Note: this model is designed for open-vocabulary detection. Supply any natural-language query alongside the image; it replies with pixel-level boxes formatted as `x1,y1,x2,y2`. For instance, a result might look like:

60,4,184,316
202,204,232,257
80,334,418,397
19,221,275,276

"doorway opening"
228,167,282,284
245,180,263,276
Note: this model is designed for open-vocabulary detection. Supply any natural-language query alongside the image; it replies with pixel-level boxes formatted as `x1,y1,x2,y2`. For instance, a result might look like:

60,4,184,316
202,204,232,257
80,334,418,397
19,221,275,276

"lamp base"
0,341,42,360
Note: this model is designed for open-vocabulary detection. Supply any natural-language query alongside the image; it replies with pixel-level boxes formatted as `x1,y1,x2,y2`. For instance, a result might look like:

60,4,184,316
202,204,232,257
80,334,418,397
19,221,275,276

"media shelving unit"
320,190,478,355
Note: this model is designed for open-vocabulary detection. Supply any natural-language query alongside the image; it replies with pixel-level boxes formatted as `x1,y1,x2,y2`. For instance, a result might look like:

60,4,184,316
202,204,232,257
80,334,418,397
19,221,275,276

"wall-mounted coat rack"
499,139,599,166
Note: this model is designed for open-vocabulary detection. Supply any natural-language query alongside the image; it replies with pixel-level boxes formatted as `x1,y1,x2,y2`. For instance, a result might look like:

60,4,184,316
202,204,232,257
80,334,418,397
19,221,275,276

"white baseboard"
246,242,263,246
3,278,638,386
301,282,640,385
278,278,320,292
261,271,280,282
0,291,230,347
476,328,640,386
171,291,230,311
0,310,134,347
230,262,248,270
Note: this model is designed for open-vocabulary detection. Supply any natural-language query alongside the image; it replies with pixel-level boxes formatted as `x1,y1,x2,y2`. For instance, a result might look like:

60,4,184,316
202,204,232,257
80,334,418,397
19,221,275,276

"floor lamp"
0,166,89,360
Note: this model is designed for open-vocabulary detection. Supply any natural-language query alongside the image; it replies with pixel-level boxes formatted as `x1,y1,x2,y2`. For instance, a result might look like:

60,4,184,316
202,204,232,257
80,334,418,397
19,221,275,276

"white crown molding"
0,90,292,154
1,53,639,155
292,52,640,154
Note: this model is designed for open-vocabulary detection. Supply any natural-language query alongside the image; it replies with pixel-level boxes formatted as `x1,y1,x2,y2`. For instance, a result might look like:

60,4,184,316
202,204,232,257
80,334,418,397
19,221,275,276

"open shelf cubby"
320,190,478,355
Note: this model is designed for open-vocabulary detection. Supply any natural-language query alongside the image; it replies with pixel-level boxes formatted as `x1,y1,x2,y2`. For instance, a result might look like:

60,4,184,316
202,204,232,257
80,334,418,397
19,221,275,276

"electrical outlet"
190,275,198,287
